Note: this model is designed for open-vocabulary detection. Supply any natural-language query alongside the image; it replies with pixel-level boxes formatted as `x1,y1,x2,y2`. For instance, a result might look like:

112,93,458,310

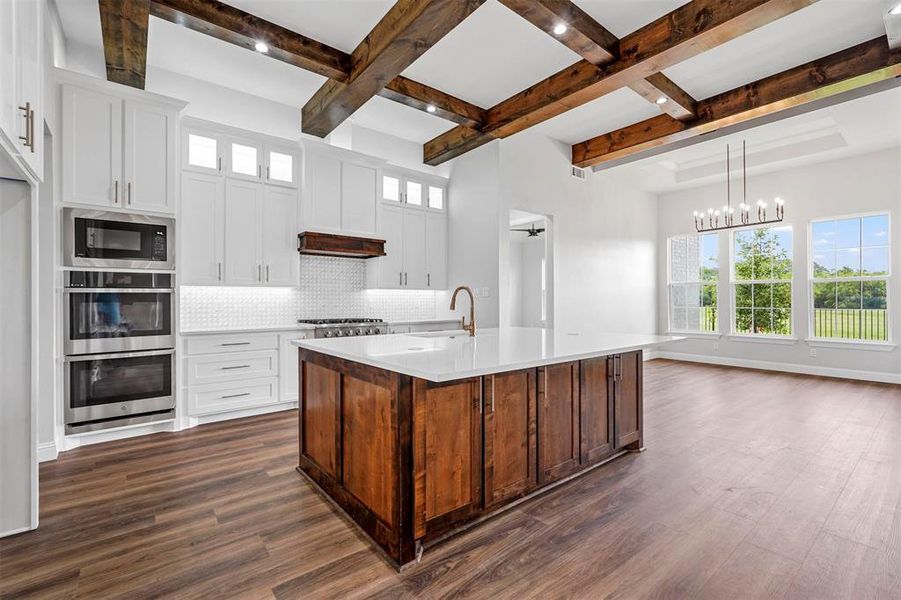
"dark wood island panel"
297,348,644,568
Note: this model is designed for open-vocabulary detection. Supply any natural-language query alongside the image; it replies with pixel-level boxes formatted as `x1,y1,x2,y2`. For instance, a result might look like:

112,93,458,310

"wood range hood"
297,231,386,259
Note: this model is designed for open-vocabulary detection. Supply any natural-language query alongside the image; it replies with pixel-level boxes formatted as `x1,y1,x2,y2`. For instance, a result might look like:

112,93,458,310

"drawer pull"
220,392,251,399
221,364,251,370
220,342,251,346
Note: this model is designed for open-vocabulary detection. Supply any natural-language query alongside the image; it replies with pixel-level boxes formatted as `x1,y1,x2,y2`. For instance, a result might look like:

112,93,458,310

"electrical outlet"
809,347,817,358
481,287,490,298
712,341,719,351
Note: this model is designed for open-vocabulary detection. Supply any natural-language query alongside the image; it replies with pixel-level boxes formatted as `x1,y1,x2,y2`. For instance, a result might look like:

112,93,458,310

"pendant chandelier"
693,140,784,232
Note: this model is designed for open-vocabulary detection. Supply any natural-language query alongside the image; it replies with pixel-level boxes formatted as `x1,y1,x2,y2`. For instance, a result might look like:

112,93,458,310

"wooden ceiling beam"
301,0,485,138
99,0,151,89
572,37,901,169
498,0,697,120
379,76,485,128
497,0,618,64
424,0,816,165
149,0,486,127
149,0,350,80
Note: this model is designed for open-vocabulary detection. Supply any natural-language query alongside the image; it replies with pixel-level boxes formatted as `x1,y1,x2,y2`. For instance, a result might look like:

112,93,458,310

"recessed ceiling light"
655,96,668,105
426,104,437,113
254,41,269,53
890,2,901,15
553,23,567,35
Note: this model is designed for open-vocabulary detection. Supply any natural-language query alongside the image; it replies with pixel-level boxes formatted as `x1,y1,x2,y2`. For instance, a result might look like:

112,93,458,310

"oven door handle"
64,349,175,362
64,288,175,294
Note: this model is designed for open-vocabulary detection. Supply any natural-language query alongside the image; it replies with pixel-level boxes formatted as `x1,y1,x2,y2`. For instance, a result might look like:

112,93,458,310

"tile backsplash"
180,256,449,331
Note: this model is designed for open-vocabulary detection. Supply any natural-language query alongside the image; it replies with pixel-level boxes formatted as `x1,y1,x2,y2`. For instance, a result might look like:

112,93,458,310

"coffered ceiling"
55,0,900,164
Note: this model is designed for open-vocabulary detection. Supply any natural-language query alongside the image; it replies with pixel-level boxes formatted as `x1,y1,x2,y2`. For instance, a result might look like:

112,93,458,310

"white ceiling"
52,0,898,153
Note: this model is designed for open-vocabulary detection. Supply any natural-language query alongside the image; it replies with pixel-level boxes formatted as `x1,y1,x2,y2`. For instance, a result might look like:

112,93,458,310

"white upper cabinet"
426,212,448,289
301,145,383,237
123,100,177,213
228,137,262,182
261,185,299,285
62,85,122,207
179,119,301,287
368,169,449,290
377,204,405,288
184,127,222,175
0,0,18,152
307,153,342,231
223,179,263,285
264,144,297,188
402,209,427,289
180,172,224,285
341,162,377,235
61,76,183,214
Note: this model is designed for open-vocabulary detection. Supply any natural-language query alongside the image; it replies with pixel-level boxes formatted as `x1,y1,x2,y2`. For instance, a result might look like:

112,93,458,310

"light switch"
481,287,490,297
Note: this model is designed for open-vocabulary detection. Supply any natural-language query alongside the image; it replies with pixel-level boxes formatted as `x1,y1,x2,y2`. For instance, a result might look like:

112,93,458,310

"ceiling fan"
510,224,545,237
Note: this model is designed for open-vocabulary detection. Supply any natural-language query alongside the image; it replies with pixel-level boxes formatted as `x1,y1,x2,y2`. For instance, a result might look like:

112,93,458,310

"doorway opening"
507,209,552,328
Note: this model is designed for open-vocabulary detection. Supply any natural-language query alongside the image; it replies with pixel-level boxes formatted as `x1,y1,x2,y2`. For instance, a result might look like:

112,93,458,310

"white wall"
656,147,901,381
498,131,658,333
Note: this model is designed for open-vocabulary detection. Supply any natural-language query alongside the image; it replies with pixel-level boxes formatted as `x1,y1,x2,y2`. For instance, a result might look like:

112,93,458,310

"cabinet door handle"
218,156,222,172
427,273,430,287
266,265,270,282
258,264,262,281
218,262,222,281
266,166,270,180
114,180,119,204
127,182,132,205
18,102,31,150
614,355,622,380
490,377,495,413
399,271,403,286
257,165,261,178
404,272,408,286
221,365,250,370
221,392,251,399
220,342,251,347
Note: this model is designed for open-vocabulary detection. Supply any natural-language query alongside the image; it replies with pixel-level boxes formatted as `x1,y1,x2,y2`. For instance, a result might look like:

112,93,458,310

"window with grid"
732,226,793,336
668,234,718,332
810,214,890,342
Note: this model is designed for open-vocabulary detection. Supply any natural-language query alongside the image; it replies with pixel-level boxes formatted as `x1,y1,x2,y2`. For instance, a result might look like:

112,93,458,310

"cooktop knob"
335,330,343,337
323,331,332,338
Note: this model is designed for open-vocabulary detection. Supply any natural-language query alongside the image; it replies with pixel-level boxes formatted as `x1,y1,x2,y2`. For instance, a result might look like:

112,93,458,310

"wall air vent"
570,165,587,181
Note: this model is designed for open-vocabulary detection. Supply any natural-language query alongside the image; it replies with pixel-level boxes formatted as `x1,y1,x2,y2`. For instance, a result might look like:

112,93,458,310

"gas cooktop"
298,318,386,338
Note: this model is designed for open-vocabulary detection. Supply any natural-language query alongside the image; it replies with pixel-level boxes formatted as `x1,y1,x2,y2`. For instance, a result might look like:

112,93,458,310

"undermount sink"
409,330,467,339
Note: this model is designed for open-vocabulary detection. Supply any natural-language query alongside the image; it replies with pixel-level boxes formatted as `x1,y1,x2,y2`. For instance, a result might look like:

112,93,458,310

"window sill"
727,334,798,345
805,338,897,352
666,331,722,339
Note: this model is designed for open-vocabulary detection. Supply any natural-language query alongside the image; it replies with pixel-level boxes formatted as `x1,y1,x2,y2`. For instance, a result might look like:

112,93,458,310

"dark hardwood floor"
2,360,900,599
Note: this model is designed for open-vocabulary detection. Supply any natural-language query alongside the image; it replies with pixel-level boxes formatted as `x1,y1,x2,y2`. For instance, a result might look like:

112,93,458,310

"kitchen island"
291,327,678,567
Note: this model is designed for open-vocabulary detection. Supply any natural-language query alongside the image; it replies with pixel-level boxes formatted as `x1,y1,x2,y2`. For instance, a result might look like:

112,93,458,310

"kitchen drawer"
186,350,278,386
185,332,279,355
187,378,279,416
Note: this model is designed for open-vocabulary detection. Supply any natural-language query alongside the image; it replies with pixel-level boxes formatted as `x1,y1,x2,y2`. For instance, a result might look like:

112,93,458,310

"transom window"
668,234,718,332
732,226,793,336
810,214,890,342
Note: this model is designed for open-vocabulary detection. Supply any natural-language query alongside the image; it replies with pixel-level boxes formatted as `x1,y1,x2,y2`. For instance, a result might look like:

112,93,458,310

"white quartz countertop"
291,327,683,382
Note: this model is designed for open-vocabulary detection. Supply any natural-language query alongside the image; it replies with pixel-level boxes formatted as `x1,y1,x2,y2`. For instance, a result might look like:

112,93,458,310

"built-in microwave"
64,271,174,355
63,208,175,270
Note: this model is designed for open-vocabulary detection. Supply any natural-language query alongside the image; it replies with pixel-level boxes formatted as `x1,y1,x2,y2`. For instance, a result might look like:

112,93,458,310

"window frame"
729,224,795,338
667,232,720,334
807,211,892,344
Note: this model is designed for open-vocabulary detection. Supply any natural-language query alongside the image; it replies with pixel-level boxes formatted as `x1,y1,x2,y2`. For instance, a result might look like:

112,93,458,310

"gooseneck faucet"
450,285,476,337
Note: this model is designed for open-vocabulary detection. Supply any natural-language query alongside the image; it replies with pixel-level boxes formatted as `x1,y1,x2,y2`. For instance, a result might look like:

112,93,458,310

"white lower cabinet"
184,330,307,418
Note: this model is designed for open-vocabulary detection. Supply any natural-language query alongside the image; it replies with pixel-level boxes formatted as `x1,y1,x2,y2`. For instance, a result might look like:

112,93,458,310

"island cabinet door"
484,370,537,507
579,357,615,465
537,362,581,485
413,378,483,540
614,350,643,450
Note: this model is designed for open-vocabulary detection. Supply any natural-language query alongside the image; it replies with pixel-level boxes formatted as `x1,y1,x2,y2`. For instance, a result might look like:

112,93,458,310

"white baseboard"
37,441,58,463
643,350,659,361
0,524,36,539
656,351,901,384
190,402,298,427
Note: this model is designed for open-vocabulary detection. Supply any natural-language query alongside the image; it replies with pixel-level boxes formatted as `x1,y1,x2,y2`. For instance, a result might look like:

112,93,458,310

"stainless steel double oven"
63,210,177,433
